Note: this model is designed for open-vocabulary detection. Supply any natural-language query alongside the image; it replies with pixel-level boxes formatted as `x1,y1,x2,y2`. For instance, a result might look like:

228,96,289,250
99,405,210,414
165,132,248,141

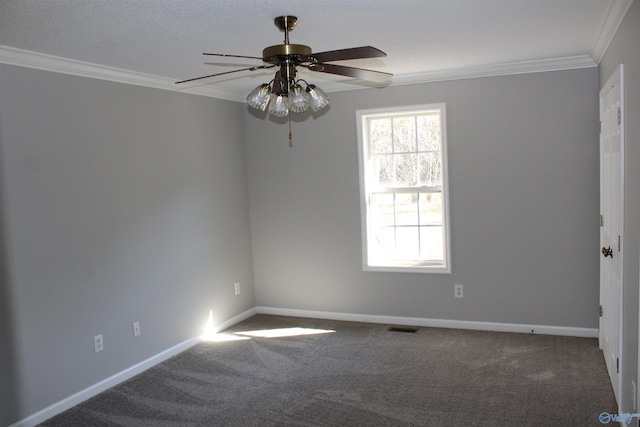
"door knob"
602,246,613,258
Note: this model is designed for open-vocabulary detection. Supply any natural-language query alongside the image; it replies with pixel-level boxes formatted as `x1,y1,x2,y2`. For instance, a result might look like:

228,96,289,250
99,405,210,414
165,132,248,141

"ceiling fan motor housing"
262,44,312,64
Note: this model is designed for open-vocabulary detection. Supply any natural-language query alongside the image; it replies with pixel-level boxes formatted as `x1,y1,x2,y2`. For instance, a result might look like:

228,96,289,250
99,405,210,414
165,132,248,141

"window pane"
395,193,418,225
394,154,418,186
417,114,441,151
371,226,395,261
371,193,394,226
419,192,442,225
420,226,443,260
372,154,394,186
396,227,420,260
393,117,416,153
369,118,392,154
419,152,442,186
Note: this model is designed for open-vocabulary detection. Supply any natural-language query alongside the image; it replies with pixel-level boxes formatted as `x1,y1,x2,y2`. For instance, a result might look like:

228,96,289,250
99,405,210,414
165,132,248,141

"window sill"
363,264,451,274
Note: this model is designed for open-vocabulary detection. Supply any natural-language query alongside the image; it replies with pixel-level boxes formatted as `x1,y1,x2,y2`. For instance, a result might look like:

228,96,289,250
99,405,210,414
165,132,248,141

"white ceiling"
0,1,630,101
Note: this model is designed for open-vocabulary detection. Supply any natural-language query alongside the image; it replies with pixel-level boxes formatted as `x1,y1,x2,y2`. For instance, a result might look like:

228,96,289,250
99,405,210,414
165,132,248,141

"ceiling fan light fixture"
246,83,271,111
306,85,330,112
289,84,310,113
268,93,291,117
246,78,327,116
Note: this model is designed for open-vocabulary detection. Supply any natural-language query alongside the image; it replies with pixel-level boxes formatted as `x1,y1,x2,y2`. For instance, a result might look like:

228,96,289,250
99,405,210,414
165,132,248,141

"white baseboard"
10,307,257,427
255,306,599,338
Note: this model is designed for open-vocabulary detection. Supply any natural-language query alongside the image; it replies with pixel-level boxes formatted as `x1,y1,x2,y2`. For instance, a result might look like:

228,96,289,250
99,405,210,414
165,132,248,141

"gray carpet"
41,314,618,426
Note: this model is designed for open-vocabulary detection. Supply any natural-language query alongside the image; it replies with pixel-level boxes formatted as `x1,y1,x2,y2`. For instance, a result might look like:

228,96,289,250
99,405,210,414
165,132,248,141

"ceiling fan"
175,15,392,117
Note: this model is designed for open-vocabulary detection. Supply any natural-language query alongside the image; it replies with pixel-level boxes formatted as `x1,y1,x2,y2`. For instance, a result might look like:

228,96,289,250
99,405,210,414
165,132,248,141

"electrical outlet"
234,282,240,296
132,321,141,337
93,334,103,353
454,284,464,299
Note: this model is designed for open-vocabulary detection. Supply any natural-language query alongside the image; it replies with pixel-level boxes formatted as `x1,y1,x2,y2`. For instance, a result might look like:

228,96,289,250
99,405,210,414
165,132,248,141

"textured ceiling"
0,0,620,99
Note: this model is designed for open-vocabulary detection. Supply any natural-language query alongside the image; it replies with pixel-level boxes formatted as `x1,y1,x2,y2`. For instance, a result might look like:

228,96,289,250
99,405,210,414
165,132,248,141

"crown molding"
0,45,245,102
2,45,597,101
393,55,597,85
318,55,597,93
591,0,634,64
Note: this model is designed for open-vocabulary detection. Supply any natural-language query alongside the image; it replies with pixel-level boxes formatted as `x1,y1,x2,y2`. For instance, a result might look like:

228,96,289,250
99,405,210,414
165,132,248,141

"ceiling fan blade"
203,53,264,61
175,65,274,84
311,46,386,63
309,63,392,83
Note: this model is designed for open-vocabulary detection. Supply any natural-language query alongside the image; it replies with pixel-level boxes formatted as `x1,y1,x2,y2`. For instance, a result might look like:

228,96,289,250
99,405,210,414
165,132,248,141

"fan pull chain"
288,115,293,147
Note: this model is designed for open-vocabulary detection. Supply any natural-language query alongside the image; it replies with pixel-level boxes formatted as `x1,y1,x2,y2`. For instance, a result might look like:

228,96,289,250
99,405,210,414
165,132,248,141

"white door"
599,64,624,405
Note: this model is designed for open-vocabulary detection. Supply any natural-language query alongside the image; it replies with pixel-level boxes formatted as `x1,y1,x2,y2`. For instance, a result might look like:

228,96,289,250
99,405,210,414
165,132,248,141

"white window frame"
356,103,451,273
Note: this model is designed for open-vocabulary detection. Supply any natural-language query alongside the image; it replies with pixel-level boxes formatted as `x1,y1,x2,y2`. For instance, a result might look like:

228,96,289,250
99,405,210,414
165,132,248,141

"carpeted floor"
42,314,618,426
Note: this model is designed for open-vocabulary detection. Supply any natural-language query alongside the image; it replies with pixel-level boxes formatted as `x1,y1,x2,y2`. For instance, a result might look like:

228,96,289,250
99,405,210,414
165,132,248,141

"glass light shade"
268,93,290,117
246,84,271,111
306,85,329,111
289,84,310,113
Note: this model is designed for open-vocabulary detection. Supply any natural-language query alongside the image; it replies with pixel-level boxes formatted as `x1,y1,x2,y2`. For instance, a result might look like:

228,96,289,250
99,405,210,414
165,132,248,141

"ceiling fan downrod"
274,15,298,44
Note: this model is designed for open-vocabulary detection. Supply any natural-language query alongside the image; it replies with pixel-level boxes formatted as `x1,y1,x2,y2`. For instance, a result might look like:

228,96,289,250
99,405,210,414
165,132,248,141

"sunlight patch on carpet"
202,332,251,342
201,326,336,342
235,327,335,338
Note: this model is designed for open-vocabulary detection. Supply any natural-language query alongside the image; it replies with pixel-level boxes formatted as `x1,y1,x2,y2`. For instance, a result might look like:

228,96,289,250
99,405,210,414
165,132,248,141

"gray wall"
0,64,255,424
0,120,19,427
599,0,640,414
246,68,600,328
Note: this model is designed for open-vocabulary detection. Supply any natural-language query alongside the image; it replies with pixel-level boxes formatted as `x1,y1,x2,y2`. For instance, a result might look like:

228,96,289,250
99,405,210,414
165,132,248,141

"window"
357,104,450,273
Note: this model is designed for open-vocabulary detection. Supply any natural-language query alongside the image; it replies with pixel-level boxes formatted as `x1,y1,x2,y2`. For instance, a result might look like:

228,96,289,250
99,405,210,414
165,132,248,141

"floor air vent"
387,326,419,333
